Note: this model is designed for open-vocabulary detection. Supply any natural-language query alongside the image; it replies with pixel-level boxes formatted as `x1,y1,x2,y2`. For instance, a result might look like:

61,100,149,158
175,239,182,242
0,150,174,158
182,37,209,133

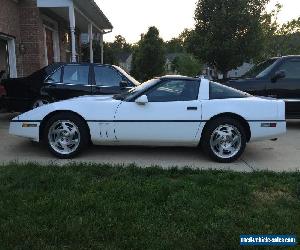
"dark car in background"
224,56,300,119
0,63,140,112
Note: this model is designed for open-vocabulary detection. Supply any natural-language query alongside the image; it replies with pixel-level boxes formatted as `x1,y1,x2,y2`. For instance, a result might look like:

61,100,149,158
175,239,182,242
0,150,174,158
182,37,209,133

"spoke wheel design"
209,124,242,160
48,120,81,155
33,99,50,109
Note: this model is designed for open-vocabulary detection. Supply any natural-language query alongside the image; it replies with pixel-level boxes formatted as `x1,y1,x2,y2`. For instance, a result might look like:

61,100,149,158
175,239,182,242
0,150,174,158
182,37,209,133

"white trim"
0,34,17,78
7,39,17,77
88,23,93,63
37,0,72,8
69,3,77,63
74,6,102,33
100,33,103,64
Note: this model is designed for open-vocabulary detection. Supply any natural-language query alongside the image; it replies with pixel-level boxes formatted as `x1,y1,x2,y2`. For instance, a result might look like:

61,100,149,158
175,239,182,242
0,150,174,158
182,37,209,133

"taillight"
0,85,6,96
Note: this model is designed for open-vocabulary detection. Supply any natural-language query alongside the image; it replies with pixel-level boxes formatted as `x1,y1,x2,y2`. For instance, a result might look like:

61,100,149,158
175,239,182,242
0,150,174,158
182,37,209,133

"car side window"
63,65,89,85
48,68,62,83
278,61,300,79
209,81,250,99
94,66,122,87
145,80,200,102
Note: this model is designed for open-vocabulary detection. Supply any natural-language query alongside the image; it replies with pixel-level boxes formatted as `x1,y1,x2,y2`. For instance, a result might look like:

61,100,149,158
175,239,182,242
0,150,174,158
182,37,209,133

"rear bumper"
249,121,286,142
0,96,32,112
0,96,3,109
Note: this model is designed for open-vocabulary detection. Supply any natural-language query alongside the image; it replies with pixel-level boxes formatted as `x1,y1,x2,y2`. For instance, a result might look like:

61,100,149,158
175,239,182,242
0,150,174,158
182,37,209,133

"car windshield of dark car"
113,65,140,86
29,64,61,81
242,59,277,79
28,66,48,79
113,78,160,100
210,81,251,99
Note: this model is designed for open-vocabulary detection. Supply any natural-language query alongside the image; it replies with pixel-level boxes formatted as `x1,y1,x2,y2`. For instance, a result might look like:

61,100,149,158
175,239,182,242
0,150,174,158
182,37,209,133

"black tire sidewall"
201,118,247,163
44,113,89,159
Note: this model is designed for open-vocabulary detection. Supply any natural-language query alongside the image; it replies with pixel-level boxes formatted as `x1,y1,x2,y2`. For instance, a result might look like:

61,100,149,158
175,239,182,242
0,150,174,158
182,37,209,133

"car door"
267,59,300,117
44,64,92,101
114,79,202,146
92,65,130,95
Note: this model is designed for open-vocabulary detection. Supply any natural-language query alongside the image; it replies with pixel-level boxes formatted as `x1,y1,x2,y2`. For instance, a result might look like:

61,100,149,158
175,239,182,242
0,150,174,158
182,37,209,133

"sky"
97,0,300,43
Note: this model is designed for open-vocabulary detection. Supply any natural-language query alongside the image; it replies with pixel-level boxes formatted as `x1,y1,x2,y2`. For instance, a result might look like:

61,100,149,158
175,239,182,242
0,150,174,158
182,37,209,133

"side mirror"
271,70,286,83
135,95,148,105
45,78,55,84
120,80,129,89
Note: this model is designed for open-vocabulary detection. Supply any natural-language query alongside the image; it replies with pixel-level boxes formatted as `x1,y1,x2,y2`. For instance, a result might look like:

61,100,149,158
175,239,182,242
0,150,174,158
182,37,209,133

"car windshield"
113,65,140,86
113,78,160,100
242,59,278,78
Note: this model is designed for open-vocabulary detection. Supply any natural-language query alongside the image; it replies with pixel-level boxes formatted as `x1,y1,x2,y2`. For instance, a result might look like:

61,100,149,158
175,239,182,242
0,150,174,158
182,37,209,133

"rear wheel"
44,113,89,158
201,117,247,163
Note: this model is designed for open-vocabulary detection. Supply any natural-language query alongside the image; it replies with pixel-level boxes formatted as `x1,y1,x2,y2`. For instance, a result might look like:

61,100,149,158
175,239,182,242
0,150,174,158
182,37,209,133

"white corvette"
9,76,286,163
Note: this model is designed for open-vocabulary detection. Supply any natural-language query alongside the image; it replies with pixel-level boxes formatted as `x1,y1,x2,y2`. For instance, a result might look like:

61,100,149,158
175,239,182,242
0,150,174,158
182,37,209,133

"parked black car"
0,63,140,112
224,56,300,119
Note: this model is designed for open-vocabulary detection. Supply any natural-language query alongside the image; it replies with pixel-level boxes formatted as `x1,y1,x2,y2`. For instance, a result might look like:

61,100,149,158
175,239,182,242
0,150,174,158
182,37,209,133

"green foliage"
171,53,203,76
0,163,299,249
187,0,271,77
165,29,193,54
260,7,300,60
165,38,184,53
131,27,166,81
81,35,132,65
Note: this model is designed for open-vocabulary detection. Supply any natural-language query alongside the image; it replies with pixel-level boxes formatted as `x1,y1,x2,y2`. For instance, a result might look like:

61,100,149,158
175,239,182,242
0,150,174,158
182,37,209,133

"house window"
43,15,60,65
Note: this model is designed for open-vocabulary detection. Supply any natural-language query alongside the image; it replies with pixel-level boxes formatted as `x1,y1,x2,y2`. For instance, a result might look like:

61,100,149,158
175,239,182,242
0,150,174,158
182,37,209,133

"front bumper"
9,120,40,142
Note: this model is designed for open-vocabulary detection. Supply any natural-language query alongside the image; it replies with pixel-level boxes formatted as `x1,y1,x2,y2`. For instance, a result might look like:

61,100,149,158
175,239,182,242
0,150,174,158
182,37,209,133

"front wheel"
44,113,89,159
201,118,247,163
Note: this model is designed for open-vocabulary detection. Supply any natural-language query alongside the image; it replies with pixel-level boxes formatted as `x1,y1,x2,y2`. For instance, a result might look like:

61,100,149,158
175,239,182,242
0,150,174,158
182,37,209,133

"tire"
201,117,247,163
44,113,89,159
32,96,52,109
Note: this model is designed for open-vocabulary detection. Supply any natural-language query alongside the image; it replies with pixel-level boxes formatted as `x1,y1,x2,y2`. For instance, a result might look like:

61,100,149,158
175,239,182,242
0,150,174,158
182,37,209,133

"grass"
0,163,299,250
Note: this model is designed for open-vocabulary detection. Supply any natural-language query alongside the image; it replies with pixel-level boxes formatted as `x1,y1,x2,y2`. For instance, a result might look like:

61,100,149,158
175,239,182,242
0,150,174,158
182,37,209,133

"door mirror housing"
271,70,286,82
45,78,55,84
119,80,129,89
135,95,148,105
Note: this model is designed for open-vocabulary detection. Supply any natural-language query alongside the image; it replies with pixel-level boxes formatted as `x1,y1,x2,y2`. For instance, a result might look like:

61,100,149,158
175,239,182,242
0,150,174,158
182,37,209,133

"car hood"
67,95,114,102
13,94,121,122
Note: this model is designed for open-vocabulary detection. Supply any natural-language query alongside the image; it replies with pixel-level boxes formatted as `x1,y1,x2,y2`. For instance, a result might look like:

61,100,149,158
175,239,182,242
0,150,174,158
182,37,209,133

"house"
165,53,182,74
0,0,113,79
227,62,254,78
201,62,254,80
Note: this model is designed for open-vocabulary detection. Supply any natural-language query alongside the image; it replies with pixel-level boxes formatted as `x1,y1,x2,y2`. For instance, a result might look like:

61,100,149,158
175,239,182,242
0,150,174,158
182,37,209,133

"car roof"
49,62,118,67
276,55,300,60
160,75,200,81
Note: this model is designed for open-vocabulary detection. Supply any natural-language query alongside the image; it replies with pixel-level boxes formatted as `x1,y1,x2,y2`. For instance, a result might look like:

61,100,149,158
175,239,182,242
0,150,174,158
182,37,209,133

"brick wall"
18,0,45,76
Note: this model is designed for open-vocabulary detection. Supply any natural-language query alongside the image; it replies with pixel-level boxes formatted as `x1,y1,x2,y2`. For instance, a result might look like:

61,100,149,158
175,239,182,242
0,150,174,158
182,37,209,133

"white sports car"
9,76,286,163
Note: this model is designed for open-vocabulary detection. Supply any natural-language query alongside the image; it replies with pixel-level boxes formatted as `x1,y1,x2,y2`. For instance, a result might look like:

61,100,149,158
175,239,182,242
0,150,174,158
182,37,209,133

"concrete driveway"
0,112,299,172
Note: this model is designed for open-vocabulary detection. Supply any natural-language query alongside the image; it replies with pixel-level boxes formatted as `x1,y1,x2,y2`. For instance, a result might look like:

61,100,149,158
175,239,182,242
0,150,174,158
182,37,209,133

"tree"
187,0,271,78
131,27,166,81
171,53,202,77
260,6,300,60
165,38,184,53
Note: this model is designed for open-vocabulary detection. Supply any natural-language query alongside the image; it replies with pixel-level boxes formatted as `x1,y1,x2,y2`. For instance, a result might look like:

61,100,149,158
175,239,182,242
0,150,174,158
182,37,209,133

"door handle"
268,95,277,98
187,107,198,111
47,84,57,88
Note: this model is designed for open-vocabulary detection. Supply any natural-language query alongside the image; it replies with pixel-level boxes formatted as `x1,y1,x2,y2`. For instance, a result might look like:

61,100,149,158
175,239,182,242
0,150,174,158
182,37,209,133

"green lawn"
0,163,299,250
